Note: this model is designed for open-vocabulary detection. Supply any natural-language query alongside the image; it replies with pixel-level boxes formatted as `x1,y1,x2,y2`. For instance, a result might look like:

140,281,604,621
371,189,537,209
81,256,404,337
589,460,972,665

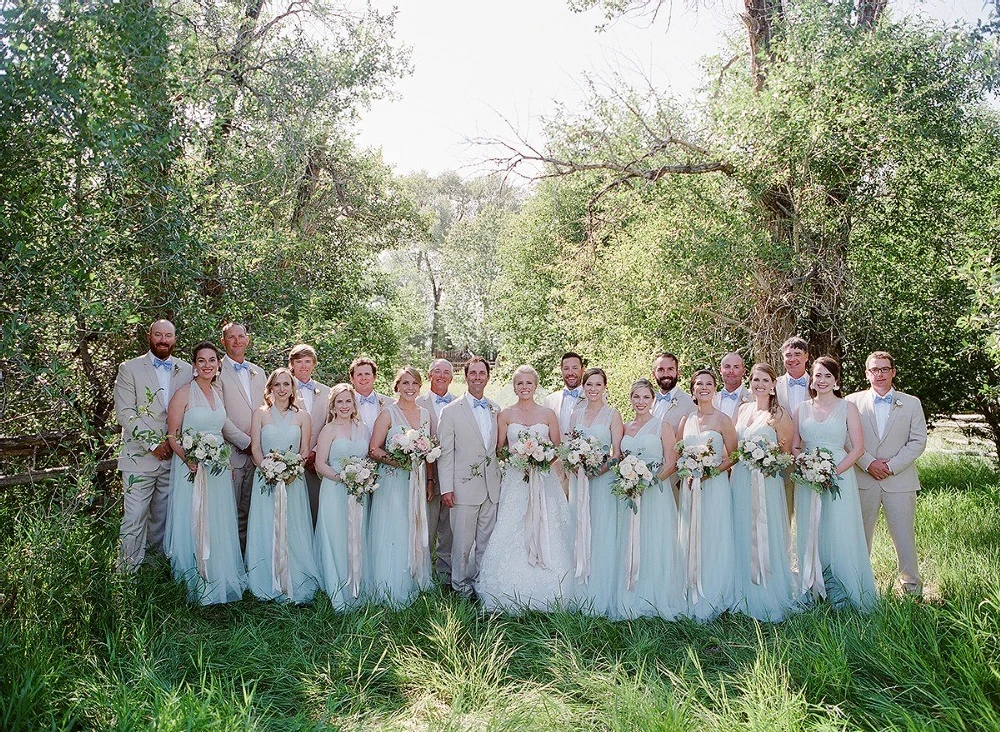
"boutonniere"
667,397,678,409
489,403,499,415
893,399,902,408
172,364,180,375
249,368,259,379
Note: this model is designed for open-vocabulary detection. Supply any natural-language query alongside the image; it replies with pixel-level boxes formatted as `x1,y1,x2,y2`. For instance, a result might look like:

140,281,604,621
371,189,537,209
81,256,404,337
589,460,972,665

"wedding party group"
115,320,927,622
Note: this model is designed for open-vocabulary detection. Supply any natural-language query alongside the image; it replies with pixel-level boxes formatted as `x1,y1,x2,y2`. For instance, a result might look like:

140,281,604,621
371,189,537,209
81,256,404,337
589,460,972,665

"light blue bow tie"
359,394,378,405
233,362,249,373
563,388,580,399
435,394,453,405
298,380,316,392
472,397,489,409
655,392,672,402
152,357,171,371
722,390,739,401
874,394,893,404
788,376,807,387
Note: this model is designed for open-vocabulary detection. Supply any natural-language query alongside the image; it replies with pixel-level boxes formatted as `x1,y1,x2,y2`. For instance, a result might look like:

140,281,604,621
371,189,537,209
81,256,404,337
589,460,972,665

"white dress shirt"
874,388,895,441
466,393,492,447
429,391,454,420
148,351,174,405
652,386,681,421
786,377,808,420
717,388,742,419
356,392,380,431
559,389,580,436
229,358,252,402
296,379,315,413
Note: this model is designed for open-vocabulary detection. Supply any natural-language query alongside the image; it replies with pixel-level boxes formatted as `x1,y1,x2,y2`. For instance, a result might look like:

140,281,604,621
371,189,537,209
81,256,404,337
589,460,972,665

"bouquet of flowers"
387,427,442,469
258,449,305,494
675,440,722,481
180,429,231,482
556,428,609,477
338,455,380,501
501,429,558,473
610,452,659,513
792,447,841,499
733,434,793,477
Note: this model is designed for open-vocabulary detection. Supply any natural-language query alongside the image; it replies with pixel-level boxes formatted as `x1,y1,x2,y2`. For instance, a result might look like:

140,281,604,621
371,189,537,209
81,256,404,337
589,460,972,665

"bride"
477,364,574,612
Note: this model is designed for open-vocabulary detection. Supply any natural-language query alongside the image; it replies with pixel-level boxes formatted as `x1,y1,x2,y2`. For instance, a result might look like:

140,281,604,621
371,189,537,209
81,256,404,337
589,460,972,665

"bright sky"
354,0,993,177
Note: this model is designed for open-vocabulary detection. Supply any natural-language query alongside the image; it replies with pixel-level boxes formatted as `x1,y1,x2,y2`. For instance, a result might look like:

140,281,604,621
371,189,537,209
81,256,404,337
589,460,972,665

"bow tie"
721,390,739,401
359,394,378,405
655,392,673,403
874,394,893,405
563,388,580,399
434,394,453,405
233,362,250,373
152,357,171,371
472,397,489,409
788,376,807,387
298,381,316,392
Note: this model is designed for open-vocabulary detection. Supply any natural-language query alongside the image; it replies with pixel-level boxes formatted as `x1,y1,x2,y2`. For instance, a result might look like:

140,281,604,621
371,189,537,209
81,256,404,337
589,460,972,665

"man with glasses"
847,351,927,596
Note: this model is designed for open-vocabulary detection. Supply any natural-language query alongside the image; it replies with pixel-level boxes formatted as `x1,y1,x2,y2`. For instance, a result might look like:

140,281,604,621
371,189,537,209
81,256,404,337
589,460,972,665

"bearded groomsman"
350,356,389,432
289,343,330,526
651,352,695,431
218,321,264,554
417,358,456,583
712,352,753,421
543,351,586,439
776,336,810,521
114,320,192,572
438,356,502,599
847,351,927,596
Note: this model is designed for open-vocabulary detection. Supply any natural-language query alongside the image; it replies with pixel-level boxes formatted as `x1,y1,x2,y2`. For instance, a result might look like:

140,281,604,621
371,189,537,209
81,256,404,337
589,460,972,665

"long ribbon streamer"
525,467,551,568
347,494,363,598
750,469,771,587
408,458,429,581
193,464,211,581
573,467,591,581
625,494,641,591
680,475,704,603
801,490,826,598
272,479,292,597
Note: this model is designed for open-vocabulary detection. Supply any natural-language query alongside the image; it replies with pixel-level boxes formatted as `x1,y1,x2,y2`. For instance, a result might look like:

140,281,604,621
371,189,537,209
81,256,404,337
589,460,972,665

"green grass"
2,453,999,730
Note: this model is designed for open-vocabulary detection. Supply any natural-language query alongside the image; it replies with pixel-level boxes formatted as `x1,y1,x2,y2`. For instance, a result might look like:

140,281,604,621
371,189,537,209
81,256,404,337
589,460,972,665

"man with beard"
651,352,695,432
543,352,586,439
416,358,456,583
114,319,192,573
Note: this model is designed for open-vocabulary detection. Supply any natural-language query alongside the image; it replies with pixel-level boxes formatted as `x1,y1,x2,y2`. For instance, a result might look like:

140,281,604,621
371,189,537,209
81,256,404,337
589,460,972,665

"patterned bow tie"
563,388,580,399
788,376,807,387
359,394,378,405
434,394,453,405
874,394,893,404
152,357,171,371
721,390,739,400
298,380,316,392
472,397,489,409
655,392,672,402
233,361,250,373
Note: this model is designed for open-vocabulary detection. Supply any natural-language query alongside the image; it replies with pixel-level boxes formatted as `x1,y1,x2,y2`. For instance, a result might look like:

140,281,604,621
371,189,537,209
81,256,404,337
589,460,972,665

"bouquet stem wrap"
801,490,826,598
347,495,363,598
680,476,704,603
525,467,551,568
193,465,211,581
625,494,641,591
750,469,770,587
408,458,429,580
272,479,292,597
573,466,591,581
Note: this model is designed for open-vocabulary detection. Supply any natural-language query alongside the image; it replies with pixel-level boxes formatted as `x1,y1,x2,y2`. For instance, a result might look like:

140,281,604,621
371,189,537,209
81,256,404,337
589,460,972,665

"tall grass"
2,454,998,730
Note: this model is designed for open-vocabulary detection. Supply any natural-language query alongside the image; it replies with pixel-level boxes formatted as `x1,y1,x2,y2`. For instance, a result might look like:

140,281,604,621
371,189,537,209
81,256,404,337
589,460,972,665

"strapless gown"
477,423,574,613
245,409,318,603
794,400,877,611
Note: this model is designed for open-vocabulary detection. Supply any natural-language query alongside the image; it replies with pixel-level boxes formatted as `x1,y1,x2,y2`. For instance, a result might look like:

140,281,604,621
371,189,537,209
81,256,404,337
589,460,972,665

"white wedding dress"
477,423,574,613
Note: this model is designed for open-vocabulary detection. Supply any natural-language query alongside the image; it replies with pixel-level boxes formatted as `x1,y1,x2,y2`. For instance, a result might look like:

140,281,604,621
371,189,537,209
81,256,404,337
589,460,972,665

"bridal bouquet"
387,427,442,468
258,450,305,494
501,430,558,473
675,440,722,481
556,429,609,477
792,447,841,499
338,455,380,501
610,452,659,513
180,429,231,482
734,434,793,477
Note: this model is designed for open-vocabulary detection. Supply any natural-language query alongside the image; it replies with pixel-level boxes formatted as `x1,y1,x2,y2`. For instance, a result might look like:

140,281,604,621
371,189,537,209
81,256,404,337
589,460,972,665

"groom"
437,356,502,599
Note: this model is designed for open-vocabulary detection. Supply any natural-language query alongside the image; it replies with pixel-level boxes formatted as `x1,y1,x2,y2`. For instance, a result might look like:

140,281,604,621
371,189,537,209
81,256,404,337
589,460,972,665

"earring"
769,390,776,396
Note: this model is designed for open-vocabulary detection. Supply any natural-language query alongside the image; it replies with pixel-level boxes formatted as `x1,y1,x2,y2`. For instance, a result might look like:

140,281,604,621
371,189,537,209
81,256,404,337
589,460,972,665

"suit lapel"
140,358,166,411
881,392,900,444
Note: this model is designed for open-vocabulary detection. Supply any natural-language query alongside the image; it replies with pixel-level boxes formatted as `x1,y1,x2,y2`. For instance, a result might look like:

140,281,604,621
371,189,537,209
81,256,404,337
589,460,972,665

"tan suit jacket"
297,380,330,452
415,392,457,438
846,389,926,493
219,355,264,468
776,373,810,418
653,389,696,434
115,354,193,471
712,385,754,417
543,389,586,439
437,396,502,505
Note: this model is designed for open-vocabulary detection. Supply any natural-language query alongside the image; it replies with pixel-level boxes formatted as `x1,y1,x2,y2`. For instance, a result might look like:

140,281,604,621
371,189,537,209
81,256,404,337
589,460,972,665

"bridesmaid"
366,366,433,606
314,383,372,609
569,367,624,618
792,356,877,611
245,368,318,603
677,369,737,622
618,379,685,619
730,363,798,621
164,341,247,605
